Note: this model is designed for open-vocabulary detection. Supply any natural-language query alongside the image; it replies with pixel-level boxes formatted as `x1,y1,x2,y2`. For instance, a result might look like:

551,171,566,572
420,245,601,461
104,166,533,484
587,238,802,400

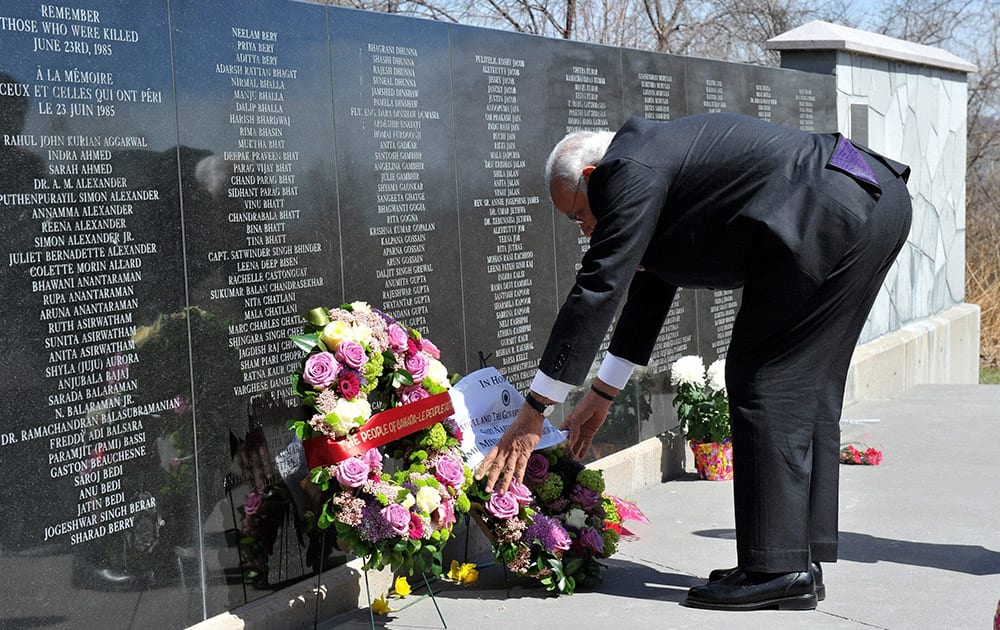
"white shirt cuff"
597,353,637,389
529,371,573,403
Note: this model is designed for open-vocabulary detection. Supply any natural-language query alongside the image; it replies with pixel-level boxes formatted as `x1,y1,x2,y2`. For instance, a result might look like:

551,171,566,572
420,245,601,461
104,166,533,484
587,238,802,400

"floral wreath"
469,445,648,595
287,302,472,576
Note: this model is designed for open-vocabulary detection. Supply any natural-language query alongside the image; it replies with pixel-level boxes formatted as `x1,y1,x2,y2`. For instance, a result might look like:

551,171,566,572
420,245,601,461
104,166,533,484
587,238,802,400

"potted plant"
670,355,732,480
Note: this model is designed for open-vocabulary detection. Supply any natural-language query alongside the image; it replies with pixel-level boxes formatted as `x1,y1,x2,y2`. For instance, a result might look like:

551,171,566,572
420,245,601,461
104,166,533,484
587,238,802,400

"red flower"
408,512,424,539
337,371,361,399
864,447,883,465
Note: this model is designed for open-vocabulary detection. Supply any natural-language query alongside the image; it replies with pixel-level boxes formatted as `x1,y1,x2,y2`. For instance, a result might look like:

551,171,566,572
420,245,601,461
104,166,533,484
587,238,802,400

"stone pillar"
768,21,980,390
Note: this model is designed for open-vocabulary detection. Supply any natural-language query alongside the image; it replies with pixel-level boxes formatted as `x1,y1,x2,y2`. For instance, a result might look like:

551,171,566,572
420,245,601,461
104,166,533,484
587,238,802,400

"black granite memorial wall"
0,1,835,627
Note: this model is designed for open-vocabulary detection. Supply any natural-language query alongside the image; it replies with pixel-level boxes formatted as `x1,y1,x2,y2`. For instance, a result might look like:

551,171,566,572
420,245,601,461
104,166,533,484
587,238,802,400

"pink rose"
507,479,534,507
336,340,367,370
244,489,263,516
335,457,370,488
303,352,340,388
381,503,410,537
525,453,550,482
404,351,429,381
401,384,430,405
485,491,519,520
580,526,605,554
433,454,465,488
420,338,441,359
387,323,409,353
435,495,456,529
337,371,361,399
362,447,383,472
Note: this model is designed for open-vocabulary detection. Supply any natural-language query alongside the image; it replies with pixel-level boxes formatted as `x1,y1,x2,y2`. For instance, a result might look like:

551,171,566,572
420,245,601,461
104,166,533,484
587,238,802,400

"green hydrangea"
534,474,564,503
602,527,620,556
455,492,471,513
576,468,605,494
601,496,620,524
462,466,474,491
420,423,448,450
361,352,384,394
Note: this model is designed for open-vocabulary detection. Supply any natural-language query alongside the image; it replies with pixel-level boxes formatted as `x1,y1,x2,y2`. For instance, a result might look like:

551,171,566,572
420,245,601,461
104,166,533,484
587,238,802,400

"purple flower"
335,457,370,488
401,384,430,404
244,490,263,516
433,454,465,488
485,492,520,520
404,351,430,381
570,484,601,511
507,479,534,507
336,340,367,370
525,513,572,553
525,453,550,483
358,501,395,542
580,526,605,554
303,352,340,388
381,503,410,537
387,323,409,353
362,447,383,472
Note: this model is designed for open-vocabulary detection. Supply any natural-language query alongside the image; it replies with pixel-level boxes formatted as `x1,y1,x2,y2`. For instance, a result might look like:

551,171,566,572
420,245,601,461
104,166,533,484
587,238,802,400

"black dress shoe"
708,562,825,601
685,570,817,611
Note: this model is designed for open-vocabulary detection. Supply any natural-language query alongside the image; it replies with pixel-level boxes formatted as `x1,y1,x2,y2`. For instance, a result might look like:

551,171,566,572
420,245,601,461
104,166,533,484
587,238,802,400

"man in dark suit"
476,113,912,611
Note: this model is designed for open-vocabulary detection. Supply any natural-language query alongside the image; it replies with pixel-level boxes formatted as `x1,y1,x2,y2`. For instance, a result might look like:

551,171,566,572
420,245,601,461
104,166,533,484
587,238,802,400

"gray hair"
544,130,616,188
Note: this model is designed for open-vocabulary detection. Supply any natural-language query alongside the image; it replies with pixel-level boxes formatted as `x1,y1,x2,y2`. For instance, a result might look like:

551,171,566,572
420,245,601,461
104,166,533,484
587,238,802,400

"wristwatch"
524,391,555,417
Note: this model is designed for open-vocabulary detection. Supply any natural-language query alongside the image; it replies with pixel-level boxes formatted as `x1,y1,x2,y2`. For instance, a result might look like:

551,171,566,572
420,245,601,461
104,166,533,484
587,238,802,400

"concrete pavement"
320,384,1000,630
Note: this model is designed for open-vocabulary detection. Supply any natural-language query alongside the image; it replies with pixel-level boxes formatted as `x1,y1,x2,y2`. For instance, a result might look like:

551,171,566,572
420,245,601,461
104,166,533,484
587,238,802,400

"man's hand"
475,406,544,493
561,383,616,460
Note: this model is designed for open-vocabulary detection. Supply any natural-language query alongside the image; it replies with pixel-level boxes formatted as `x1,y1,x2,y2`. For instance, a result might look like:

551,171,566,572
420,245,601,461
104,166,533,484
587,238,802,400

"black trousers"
725,160,912,572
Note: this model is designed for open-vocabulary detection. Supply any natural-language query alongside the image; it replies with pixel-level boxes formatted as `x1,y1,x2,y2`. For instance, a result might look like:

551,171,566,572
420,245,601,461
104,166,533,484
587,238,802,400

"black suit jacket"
538,113,910,385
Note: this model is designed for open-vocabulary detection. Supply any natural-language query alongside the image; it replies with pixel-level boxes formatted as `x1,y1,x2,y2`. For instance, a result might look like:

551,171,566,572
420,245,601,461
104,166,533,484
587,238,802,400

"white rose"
706,359,727,394
335,398,371,429
670,355,706,388
350,323,373,345
565,507,588,529
415,486,442,514
325,409,355,437
426,359,449,388
350,301,371,312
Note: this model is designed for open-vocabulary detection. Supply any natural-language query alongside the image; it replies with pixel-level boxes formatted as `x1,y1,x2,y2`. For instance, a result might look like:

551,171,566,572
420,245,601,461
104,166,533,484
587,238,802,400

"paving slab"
320,385,1000,630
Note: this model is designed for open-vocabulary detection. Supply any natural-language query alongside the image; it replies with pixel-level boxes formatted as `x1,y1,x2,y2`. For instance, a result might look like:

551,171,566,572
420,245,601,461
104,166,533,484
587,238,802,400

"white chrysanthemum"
670,355,706,387
350,301,371,312
706,359,727,394
426,358,449,388
401,492,416,510
565,507,588,529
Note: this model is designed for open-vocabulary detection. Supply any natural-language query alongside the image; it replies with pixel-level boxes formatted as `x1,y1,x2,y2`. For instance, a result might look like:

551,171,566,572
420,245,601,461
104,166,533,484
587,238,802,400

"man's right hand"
560,385,615,460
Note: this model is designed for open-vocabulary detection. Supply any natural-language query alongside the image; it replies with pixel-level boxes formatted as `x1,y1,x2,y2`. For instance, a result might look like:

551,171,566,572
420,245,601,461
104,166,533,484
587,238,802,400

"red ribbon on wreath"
302,392,454,468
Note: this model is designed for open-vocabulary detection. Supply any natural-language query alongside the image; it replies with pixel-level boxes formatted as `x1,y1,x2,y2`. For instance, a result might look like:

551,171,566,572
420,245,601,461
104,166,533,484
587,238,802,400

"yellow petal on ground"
459,565,479,584
447,559,462,582
371,595,391,615
394,576,411,597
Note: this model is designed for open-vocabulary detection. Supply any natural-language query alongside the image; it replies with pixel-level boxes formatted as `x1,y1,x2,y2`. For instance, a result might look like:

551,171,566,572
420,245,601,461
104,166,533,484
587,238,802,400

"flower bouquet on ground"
286,302,472,577
839,419,883,466
468,445,648,595
670,355,733,480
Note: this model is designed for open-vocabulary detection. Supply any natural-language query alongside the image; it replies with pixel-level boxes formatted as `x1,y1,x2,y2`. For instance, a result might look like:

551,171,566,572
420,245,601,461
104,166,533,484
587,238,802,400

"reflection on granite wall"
0,2,836,627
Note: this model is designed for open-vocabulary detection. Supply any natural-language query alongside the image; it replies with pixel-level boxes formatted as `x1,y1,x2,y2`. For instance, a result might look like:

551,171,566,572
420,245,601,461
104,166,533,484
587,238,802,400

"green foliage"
673,382,731,444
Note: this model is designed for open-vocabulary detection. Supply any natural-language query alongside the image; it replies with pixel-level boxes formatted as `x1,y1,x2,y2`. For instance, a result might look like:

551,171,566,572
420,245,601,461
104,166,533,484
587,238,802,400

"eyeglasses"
567,175,584,225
